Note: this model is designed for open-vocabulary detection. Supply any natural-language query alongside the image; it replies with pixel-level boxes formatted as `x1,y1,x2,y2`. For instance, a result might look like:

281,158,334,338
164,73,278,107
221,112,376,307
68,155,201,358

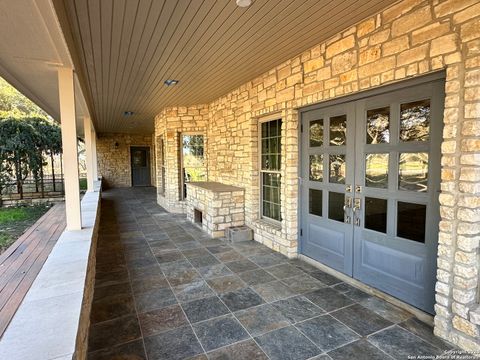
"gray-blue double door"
300,79,444,314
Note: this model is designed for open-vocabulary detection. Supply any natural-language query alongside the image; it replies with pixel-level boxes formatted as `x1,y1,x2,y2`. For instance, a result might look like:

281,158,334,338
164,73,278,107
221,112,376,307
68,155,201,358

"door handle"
343,196,352,224
353,198,361,213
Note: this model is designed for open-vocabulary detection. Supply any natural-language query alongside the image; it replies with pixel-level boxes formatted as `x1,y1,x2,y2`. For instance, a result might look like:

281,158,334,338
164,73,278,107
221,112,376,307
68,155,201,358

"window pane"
309,189,322,217
365,197,387,233
328,192,345,222
365,153,389,189
261,119,282,171
309,154,323,181
399,152,428,192
132,150,147,167
400,100,430,142
397,202,426,243
184,167,206,182
310,120,323,147
329,154,346,184
330,115,346,146
367,107,390,144
262,172,281,221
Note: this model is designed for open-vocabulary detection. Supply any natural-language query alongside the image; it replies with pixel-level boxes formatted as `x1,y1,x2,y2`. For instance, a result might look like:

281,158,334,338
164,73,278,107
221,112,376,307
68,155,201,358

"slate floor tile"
130,274,169,294
172,279,214,302
181,247,211,259
206,275,247,294
160,259,193,276
220,287,265,312
189,254,220,268
281,273,326,294
94,269,129,288
308,270,343,285
305,288,354,312
238,268,276,285
252,280,295,302
343,287,372,302
225,259,259,273
360,297,413,324
271,295,325,323
206,245,232,254
207,339,268,360
181,295,230,323
331,304,393,336
235,303,290,336
155,250,186,263
265,263,306,279
139,304,188,337
166,268,202,287
88,315,142,352
128,264,162,280
248,254,287,267
215,250,245,262
87,339,147,360
296,314,360,352
368,326,444,359
328,339,390,360
399,317,453,351
255,326,321,360
135,287,177,313
90,293,136,324
193,314,249,352
197,263,233,279
144,325,204,360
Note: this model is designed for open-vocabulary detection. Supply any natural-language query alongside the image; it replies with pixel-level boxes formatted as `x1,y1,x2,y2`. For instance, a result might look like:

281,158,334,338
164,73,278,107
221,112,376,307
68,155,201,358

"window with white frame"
260,118,282,222
182,134,206,199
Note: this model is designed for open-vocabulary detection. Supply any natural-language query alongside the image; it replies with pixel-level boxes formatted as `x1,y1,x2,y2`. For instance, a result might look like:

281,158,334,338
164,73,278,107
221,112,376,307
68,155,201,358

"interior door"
300,102,355,276
131,147,151,186
300,78,444,314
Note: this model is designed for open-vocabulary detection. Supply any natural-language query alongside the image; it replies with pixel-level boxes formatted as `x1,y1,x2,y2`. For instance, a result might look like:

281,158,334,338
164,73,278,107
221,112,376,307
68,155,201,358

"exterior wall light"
164,79,179,86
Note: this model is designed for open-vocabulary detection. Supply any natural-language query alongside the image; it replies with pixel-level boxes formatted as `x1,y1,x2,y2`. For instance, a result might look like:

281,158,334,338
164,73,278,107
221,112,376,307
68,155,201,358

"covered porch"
90,188,452,359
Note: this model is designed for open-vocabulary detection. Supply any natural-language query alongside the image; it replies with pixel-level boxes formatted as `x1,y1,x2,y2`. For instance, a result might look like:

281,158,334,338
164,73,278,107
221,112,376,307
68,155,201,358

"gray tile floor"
87,188,455,360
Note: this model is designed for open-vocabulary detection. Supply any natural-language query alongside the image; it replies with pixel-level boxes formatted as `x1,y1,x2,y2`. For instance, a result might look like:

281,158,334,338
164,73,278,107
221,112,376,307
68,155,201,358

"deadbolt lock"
355,185,362,193
345,184,352,193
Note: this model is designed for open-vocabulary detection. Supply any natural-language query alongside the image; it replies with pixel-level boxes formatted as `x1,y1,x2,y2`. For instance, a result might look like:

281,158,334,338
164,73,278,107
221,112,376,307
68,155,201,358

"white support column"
58,67,82,230
83,116,94,191
92,128,98,180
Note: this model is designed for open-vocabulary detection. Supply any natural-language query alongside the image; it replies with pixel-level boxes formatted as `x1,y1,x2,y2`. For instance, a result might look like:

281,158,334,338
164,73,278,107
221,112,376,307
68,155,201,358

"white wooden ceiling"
54,0,397,134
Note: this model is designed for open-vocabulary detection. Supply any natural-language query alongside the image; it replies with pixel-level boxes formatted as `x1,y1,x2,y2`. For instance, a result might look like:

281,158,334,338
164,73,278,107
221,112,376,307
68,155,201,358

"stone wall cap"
187,181,245,193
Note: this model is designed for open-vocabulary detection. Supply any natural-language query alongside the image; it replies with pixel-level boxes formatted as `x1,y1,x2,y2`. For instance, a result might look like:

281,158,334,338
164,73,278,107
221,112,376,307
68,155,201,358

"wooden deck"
0,203,66,337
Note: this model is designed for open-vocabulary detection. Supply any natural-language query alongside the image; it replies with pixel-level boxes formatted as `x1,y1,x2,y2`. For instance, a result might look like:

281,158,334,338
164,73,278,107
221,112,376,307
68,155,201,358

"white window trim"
258,114,283,225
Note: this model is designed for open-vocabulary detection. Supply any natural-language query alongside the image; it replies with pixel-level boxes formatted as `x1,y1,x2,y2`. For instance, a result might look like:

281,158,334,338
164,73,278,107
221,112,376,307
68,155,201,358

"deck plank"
0,203,66,338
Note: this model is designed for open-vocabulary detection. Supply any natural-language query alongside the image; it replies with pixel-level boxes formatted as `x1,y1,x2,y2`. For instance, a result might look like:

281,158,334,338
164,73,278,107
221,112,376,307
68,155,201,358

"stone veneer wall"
153,0,480,351
185,183,245,238
155,105,209,212
97,133,155,188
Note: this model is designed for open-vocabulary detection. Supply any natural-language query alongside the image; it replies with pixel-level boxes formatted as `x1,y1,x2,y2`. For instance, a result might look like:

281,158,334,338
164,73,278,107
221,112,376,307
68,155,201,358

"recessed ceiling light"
164,79,179,86
123,111,134,116
236,0,252,7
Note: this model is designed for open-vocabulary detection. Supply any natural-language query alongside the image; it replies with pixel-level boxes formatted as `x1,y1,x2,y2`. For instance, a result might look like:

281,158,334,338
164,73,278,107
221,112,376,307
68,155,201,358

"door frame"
130,146,151,187
297,72,446,311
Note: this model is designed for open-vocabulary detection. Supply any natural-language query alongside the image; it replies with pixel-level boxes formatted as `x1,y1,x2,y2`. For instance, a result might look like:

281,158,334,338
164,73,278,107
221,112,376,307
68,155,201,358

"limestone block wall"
154,105,209,212
96,133,154,188
186,183,245,238
153,0,480,350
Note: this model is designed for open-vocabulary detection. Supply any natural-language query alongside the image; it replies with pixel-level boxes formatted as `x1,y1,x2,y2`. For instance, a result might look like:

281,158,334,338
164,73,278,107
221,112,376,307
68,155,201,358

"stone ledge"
0,180,102,360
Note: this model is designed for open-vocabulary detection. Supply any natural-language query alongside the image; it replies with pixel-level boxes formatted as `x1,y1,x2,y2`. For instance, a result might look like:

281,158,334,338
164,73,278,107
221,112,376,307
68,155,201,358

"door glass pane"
365,153,389,189
329,154,346,184
309,155,323,181
329,115,346,146
328,192,345,222
400,99,430,142
365,197,387,233
309,189,322,217
399,152,428,192
366,107,390,144
310,120,323,147
397,202,426,242
132,150,146,167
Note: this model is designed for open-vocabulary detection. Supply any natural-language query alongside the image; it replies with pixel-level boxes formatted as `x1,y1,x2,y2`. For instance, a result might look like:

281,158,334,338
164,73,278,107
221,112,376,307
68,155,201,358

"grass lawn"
0,204,53,254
